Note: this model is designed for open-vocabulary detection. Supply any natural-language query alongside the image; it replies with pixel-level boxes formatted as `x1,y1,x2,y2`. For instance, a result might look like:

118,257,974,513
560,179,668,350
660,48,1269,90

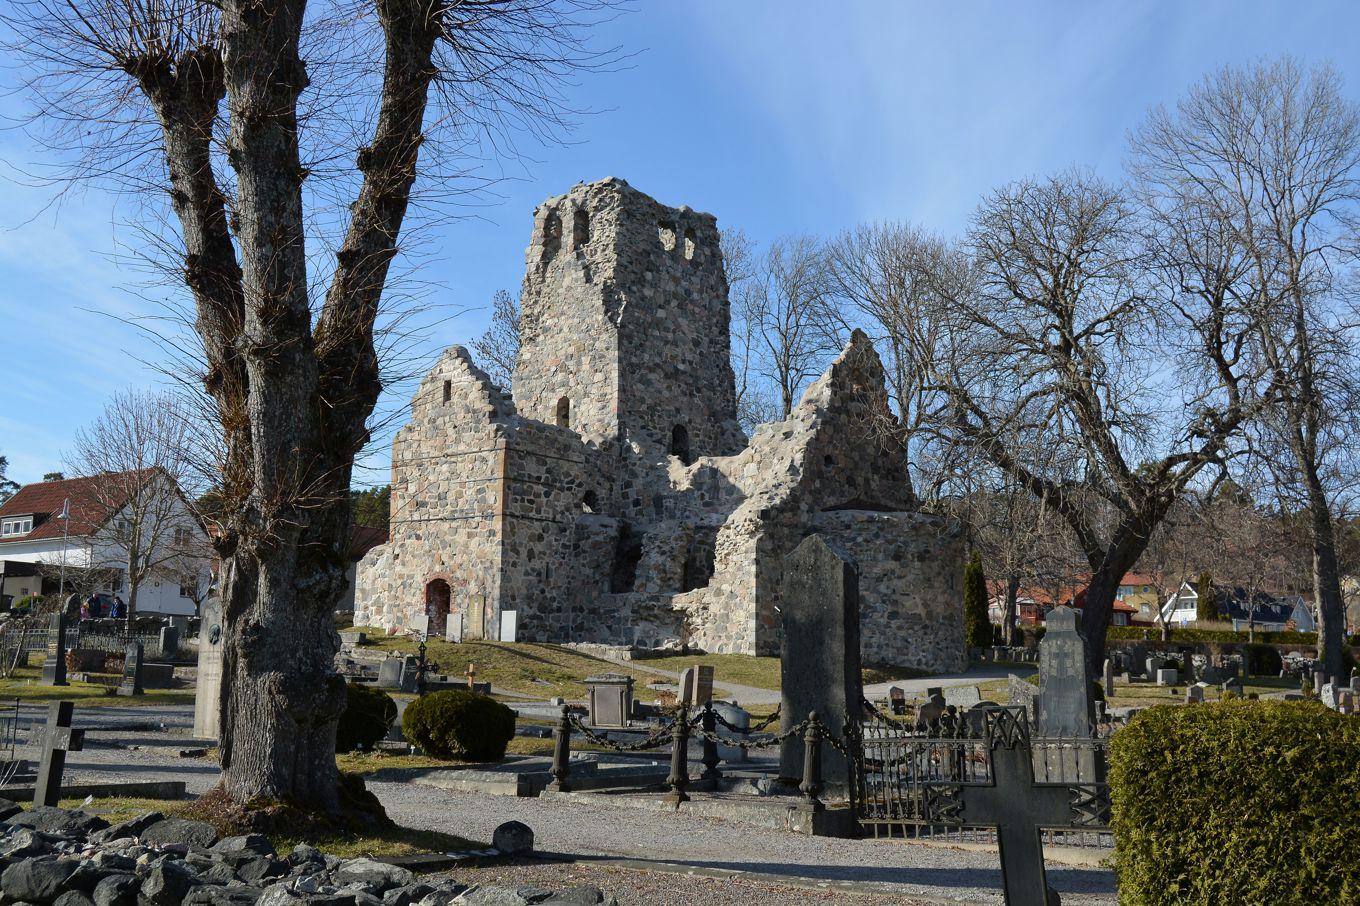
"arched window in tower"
541,210,562,262
683,227,697,261
582,490,598,513
573,207,590,250
670,424,692,465
556,396,571,429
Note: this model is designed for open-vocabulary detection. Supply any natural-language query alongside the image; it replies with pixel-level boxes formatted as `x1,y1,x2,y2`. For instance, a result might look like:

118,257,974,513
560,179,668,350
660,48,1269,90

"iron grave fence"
850,704,1112,849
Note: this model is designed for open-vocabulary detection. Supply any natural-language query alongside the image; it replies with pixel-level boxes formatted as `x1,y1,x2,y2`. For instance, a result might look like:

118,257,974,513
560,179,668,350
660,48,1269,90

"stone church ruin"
354,178,965,670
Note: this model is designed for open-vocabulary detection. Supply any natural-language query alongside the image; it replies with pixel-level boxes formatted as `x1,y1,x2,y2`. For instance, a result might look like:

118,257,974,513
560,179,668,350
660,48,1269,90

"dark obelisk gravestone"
779,534,862,785
34,701,84,807
40,613,68,687
117,643,144,696
1036,605,1094,737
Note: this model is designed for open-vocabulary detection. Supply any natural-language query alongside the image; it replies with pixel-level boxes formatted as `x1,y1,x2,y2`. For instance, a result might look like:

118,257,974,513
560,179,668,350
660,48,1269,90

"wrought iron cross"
954,710,1107,906
34,701,85,808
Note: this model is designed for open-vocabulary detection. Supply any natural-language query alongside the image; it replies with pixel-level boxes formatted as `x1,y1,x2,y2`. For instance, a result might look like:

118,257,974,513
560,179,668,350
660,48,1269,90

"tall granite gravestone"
193,596,224,739
117,643,144,696
680,665,714,706
1103,658,1115,697
158,625,180,659
41,614,68,687
779,535,862,785
1036,605,1094,737
446,613,464,643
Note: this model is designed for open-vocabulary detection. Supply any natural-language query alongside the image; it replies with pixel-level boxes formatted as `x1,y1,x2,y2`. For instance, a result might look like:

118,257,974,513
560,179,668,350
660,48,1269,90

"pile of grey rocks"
0,801,614,906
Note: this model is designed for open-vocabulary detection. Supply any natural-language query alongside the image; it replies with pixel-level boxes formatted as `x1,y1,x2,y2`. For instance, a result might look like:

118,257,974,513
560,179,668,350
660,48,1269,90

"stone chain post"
548,704,572,792
799,710,824,812
666,703,691,805
699,701,722,784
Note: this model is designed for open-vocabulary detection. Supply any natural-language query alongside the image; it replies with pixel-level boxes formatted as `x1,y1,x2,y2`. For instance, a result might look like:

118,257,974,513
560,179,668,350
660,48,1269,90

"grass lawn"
54,796,482,858
0,663,194,708
348,634,667,702
632,653,783,689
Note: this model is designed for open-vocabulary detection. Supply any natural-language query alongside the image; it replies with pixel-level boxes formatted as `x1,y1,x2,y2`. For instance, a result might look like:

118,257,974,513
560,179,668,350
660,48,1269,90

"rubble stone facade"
354,178,965,671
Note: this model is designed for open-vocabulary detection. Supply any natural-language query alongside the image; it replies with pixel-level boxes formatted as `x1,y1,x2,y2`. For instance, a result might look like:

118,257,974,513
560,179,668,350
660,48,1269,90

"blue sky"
2,1,1358,488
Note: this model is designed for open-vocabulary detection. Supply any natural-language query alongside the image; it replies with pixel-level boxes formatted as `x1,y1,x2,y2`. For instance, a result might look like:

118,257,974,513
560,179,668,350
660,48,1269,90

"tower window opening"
658,221,677,252
556,396,571,429
442,380,452,403
573,207,590,249
541,210,562,262
683,227,697,261
583,490,598,513
670,424,693,465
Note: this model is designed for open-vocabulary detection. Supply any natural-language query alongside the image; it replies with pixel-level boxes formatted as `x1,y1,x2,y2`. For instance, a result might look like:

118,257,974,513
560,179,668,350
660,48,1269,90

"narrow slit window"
541,210,562,262
556,396,571,429
442,380,452,403
684,227,697,261
573,208,590,249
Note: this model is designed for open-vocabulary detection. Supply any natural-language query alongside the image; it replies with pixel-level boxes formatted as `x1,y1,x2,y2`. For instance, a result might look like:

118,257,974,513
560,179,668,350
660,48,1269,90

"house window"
0,517,33,537
179,578,197,598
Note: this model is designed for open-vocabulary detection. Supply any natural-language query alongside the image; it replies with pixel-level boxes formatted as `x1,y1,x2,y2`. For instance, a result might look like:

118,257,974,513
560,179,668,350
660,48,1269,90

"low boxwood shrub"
1110,700,1360,905
402,688,516,761
335,682,397,752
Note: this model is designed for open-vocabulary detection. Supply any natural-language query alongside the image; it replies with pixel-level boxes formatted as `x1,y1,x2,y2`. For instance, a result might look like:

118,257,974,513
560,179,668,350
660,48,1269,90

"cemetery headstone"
1185,682,1207,704
158,625,180,659
713,703,750,763
779,534,862,784
446,613,464,643
888,686,907,716
1222,677,1243,697
193,596,224,739
34,701,84,808
1321,683,1340,711
41,614,68,687
1146,656,1165,677
1007,674,1038,720
1103,658,1115,697
944,685,982,708
680,665,714,706
1127,643,1148,678
1036,605,1093,737
398,656,421,694
117,643,144,696
376,657,404,689
499,610,518,643
1156,667,1179,686
1351,672,1360,695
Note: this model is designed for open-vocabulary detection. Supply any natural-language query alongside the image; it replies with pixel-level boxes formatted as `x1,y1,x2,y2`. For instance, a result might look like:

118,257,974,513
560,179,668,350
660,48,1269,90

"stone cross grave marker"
680,665,714,706
954,710,1107,906
34,701,85,807
1037,606,1093,737
117,643,144,696
40,613,68,687
779,534,862,784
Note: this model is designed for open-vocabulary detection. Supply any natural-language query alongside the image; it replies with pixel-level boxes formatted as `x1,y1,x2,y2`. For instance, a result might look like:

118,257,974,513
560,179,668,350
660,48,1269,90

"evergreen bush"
335,682,397,752
962,552,990,649
402,688,516,761
1194,571,1216,623
1110,700,1360,905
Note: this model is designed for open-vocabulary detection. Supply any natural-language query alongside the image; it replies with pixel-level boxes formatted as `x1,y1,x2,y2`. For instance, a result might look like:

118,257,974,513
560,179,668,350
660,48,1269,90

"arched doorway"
425,579,451,638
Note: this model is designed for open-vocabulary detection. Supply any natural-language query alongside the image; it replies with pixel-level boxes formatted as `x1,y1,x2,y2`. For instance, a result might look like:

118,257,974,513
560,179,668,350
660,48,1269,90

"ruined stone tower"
513,178,746,519
354,178,965,672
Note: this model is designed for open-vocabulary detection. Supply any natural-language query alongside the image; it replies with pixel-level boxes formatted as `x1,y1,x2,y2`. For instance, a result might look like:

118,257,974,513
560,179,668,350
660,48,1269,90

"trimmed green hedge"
402,688,516,761
1107,625,1319,645
1110,700,1360,905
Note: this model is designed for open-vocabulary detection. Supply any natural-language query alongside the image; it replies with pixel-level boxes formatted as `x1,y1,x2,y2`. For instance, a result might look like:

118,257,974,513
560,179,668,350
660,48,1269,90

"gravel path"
48,714,1117,906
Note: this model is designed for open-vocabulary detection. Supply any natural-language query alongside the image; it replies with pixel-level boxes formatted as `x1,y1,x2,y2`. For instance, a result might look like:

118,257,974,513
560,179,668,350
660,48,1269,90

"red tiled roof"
0,472,149,545
349,525,388,561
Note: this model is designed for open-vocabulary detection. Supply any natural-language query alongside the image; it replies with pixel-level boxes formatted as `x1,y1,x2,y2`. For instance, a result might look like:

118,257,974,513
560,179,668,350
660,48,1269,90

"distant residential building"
0,472,210,616
988,578,1141,628
1159,580,1313,632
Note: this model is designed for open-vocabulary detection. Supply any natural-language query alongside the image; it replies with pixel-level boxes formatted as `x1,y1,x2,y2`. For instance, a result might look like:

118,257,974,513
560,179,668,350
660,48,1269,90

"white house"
0,471,211,616
1159,580,1315,632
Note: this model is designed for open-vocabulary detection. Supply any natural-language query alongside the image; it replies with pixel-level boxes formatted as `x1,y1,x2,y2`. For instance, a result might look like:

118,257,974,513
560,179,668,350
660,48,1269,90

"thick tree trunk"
1003,574,1021,646
1305,478,1346,679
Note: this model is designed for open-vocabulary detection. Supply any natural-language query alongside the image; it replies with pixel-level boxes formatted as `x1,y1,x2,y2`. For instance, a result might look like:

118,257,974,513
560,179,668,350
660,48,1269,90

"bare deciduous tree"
471,289,521,390
8,0,615,821
66,390,212,619
915,170,1274,675
721,228,780,432
746,235,835,419
1130,58,1360,677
